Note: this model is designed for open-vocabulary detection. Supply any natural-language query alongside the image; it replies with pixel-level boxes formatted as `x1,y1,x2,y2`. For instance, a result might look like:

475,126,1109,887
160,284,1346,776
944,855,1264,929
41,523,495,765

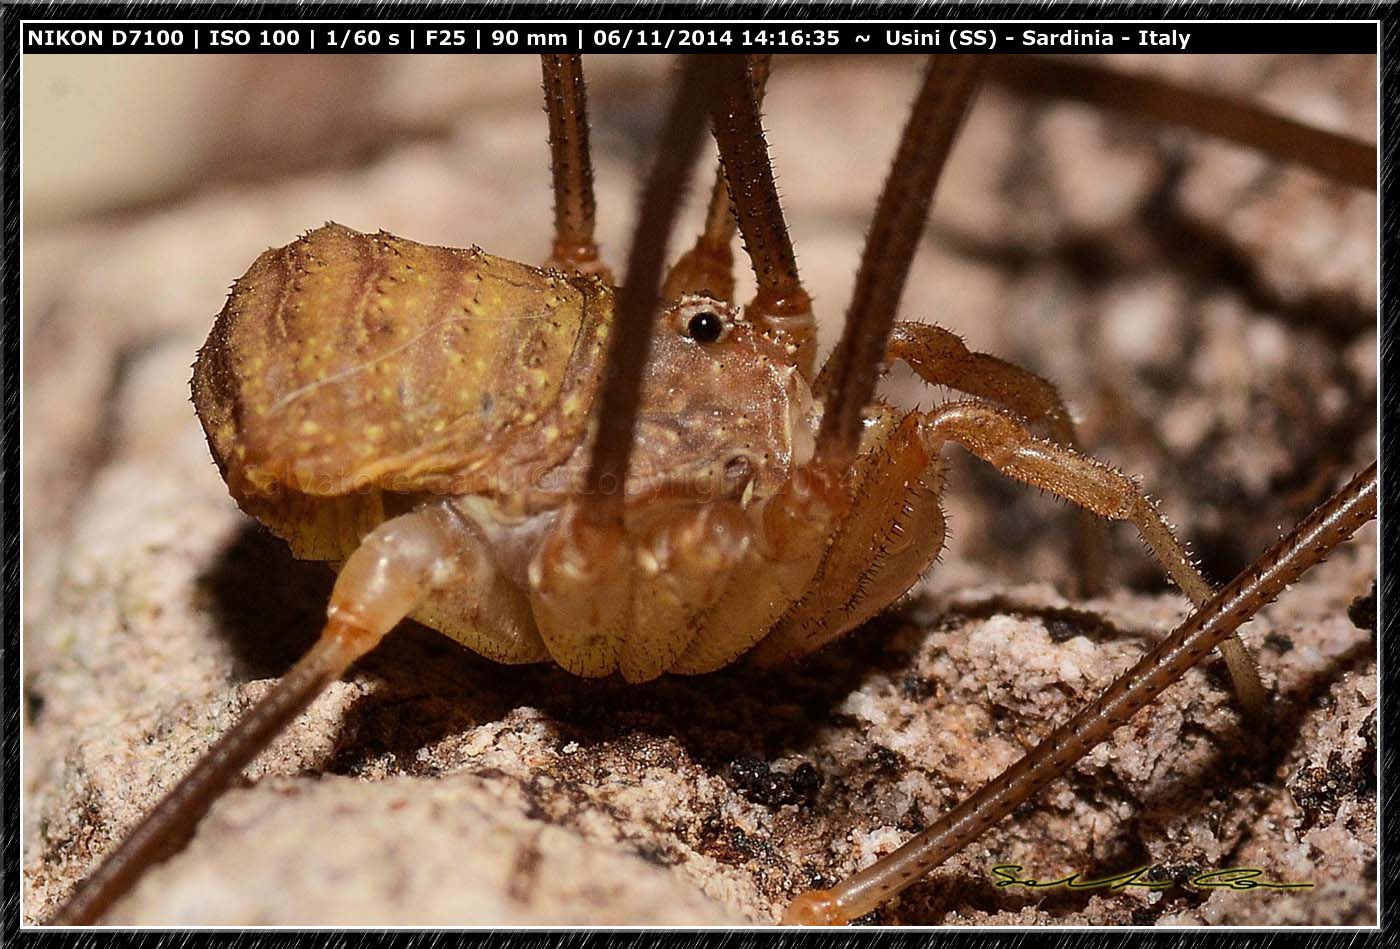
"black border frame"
2,2,1392,946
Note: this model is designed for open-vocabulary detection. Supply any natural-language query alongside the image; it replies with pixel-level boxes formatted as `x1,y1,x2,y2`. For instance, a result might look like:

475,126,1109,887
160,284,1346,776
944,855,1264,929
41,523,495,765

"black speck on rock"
727,757,822,807
1047,617,1080,643
1347,581,1376,634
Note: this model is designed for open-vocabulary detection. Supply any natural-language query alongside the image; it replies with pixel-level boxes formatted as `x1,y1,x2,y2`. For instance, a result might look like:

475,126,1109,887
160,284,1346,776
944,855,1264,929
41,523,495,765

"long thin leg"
540,54,610,279
814,55,984,473
992,56,1376,191
581,56,720,522
784,461,1375,924
915,400,1265,714
50,624,365,925
49,503,475,924
532,58,771,679
664,54,773,303
536,58,720,677
707,54,817,376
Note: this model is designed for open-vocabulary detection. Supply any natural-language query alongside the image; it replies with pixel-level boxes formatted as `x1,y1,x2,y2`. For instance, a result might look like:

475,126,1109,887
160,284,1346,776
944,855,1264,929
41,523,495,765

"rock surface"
23,54,1376,926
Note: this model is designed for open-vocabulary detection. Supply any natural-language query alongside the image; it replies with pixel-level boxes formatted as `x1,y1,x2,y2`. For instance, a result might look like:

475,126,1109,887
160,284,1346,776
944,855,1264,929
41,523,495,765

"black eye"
685,310,724,343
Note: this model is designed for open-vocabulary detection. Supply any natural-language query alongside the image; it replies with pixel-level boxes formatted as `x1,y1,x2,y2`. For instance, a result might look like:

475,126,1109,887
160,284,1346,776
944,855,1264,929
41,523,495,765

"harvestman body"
49,54,1377,925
